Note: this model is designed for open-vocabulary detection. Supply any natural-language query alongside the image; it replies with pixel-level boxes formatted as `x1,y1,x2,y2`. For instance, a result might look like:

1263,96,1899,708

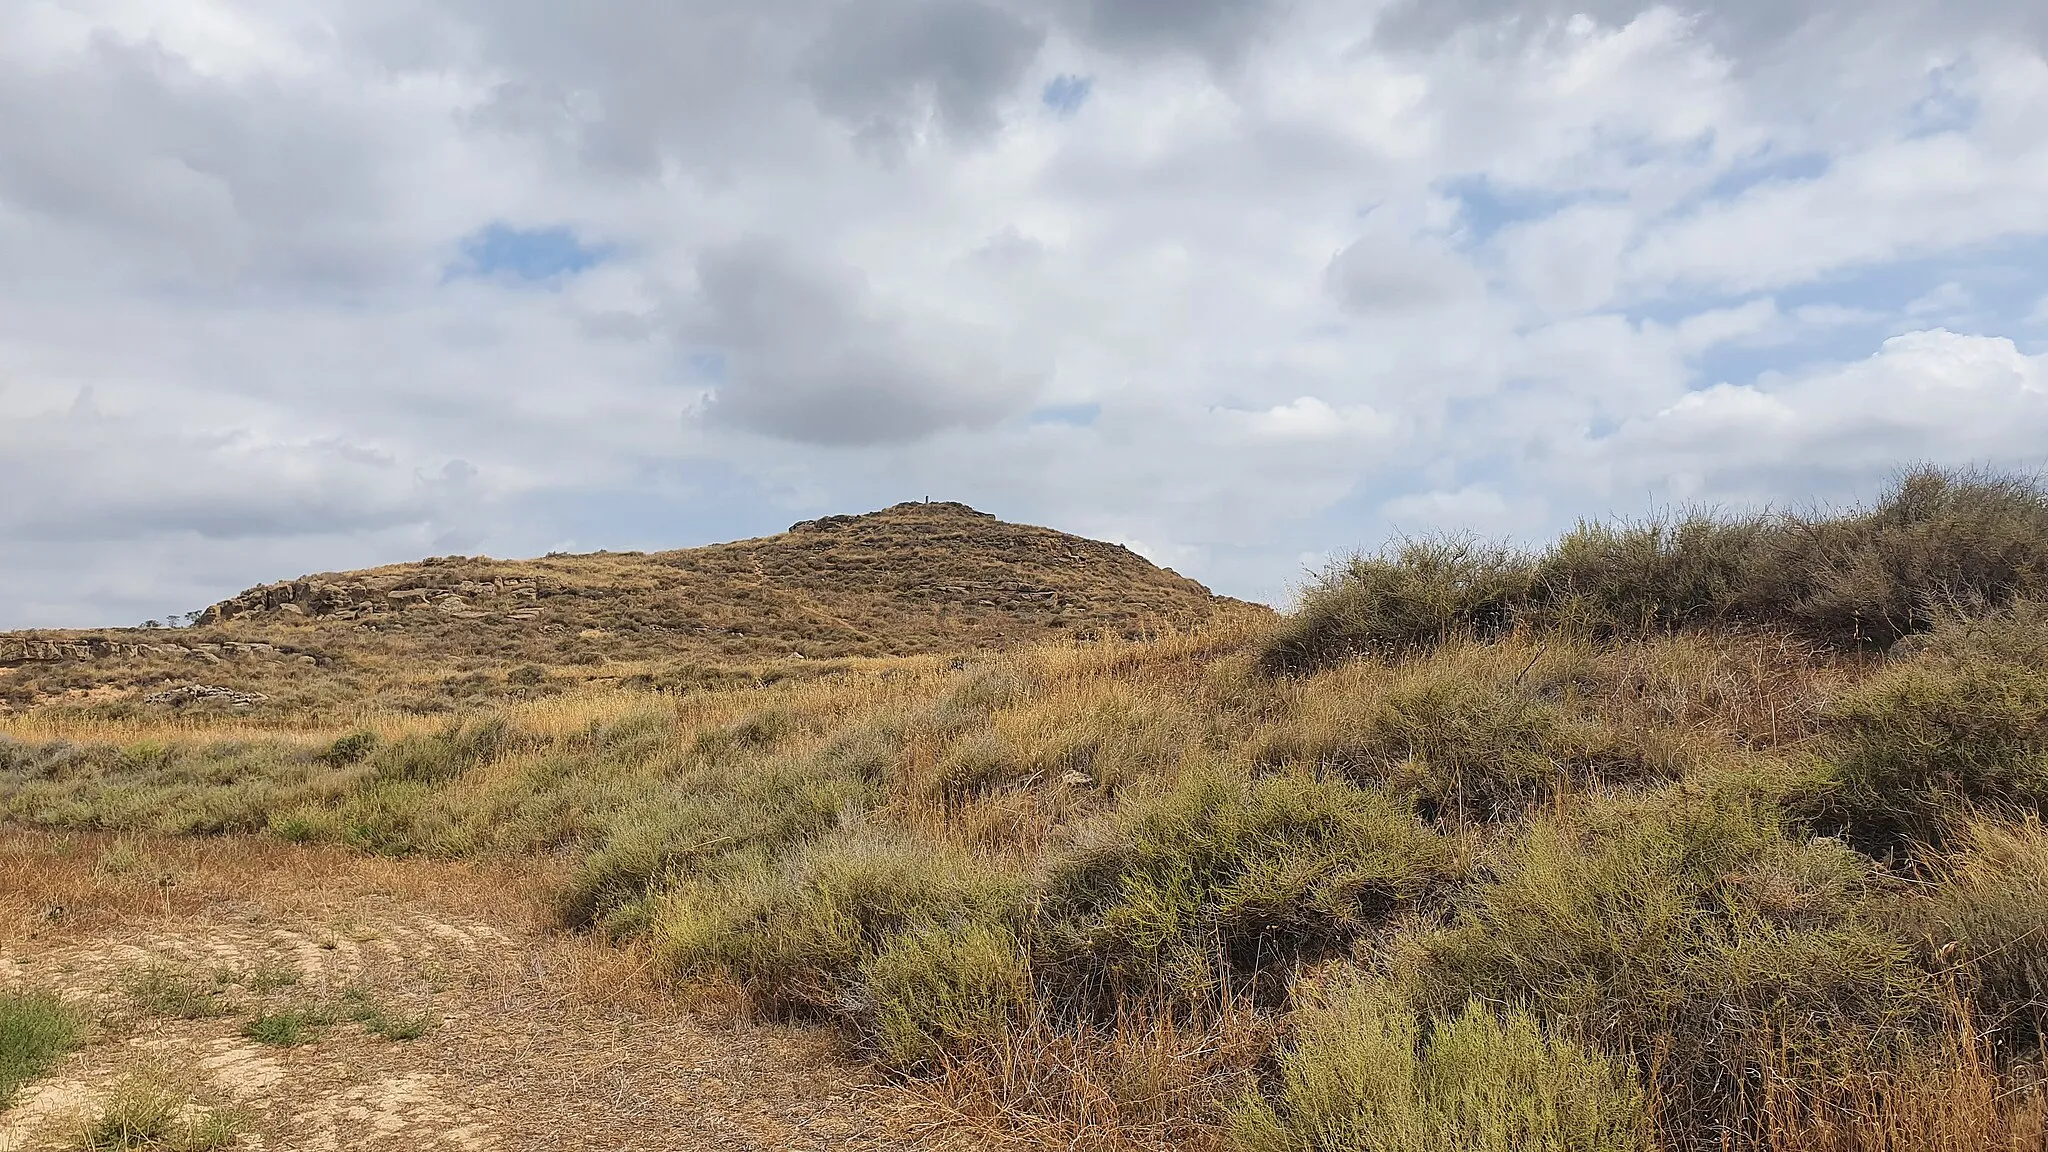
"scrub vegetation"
5,469,2048,1150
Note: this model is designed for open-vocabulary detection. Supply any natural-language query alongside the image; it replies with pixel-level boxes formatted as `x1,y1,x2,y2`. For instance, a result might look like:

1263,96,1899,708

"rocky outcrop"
790,500,997,533
0,637,311,666
144,684,269,708
202,575,545,625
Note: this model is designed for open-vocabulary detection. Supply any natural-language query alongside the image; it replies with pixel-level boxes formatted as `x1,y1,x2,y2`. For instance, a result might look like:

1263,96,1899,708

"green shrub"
0,990,81,1107
555,743,881,931
320,730,377,767
1406,790,1930,1131
1823,602,2048,844
691,708,796,761
368,716,513,786
1749,468,2048,646
266,806,337,843
925,731,1026,802
1261,539,1533,675
657,833,1026,1017
336,987,434,1040
75,1079,243,1151
1269,657,1667,822
1042,769,1450,995
1919,817,2048,1045
1261,470,2048,675
1228,978,1648,1152
864,919,1031,1070
1533,513,1767,636
337,779,440,855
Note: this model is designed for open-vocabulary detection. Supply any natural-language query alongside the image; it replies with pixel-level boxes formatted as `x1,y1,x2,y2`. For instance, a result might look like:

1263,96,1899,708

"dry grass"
6,472,2048,1152
0,501,1261,719
900,995,1276,1152
0,830,560,950
2,620,1979,1150
1735,996,2048,1152
0,827,977,1152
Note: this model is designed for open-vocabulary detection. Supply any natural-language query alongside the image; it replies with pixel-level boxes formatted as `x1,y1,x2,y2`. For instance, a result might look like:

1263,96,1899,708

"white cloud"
1671,297,1784,353
1603,329,2048,501
1220,396,1395,441
0,0,2046,623
1379,485,1530,537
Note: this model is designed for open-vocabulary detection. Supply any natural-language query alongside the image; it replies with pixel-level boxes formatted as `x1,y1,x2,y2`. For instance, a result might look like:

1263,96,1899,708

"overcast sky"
4,0,2047,627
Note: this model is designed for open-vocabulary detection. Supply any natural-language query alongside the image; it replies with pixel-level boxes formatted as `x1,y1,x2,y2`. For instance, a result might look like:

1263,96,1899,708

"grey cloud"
0,37,408,292
1050,0,1286,62
433,0,1286,174
802,0,1045,142
1372,0,2048,53
1326,230,1486,313
689,240,1043,445
443,0,1048,171
437,0,818,174
0,405,451,544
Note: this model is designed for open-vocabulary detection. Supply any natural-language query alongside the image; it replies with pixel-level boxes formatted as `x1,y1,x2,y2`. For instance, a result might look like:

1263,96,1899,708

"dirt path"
0,833,975,1152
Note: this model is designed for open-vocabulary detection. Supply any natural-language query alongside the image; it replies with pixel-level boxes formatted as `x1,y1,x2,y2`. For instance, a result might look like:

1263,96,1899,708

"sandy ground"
0,832,975,1151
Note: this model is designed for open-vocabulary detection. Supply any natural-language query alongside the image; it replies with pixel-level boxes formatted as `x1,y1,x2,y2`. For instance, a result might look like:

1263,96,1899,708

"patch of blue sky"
1309,447,1548,555
687,350,729,383
450,223,610,283
1906,57,1981,138
1657,235,2048,387
1628,231,2048,330
1042,74,1092,116
1699,150,1831,202
1027,402,1101,427
1434,176,1634,247
1688,333,1867,397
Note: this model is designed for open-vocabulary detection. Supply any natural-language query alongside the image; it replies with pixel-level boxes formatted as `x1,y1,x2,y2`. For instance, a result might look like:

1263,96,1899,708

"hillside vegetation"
0,500,1250,717
5,468,2048,1151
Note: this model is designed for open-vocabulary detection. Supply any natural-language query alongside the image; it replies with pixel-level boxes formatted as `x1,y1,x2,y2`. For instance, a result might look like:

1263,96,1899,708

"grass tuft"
124,966,232,1020
240,1008,329,1047
0,989,81,1108
1228,977,1648,1152
73,1078,243,1151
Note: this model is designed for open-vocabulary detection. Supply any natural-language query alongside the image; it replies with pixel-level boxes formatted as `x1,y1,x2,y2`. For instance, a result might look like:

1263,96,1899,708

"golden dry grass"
5,473,2048,1152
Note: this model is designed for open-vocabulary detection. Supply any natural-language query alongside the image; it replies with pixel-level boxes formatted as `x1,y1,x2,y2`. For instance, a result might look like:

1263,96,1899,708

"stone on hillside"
145,684,268,708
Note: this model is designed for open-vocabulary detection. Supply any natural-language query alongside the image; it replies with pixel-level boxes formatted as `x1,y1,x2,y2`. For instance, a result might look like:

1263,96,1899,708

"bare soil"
0,832,975,1151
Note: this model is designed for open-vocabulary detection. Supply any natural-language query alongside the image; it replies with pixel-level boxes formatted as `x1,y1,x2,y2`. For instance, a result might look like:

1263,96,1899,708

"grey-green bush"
1041,768,1450,997
1228,978,1649,1152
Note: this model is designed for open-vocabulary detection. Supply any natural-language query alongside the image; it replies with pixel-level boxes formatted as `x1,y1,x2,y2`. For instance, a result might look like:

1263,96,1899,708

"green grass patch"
337,988,434,1041
237,961,301,994
74,1079,243,1151
0,989,81,1108
864,919,1031,1071
124,966,231,1020
239,1007,331,1048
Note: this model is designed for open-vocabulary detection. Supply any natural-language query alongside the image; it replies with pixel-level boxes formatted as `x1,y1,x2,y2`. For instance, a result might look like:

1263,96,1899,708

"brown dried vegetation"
5,472,2048,1151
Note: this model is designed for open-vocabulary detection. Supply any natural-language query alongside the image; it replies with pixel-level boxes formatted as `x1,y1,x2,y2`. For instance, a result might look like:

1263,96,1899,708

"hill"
5,468,2048,1150
0,501,1259,713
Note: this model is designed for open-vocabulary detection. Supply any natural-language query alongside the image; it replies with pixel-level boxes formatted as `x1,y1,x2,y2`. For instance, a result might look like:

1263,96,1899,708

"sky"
3,0,2047,628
